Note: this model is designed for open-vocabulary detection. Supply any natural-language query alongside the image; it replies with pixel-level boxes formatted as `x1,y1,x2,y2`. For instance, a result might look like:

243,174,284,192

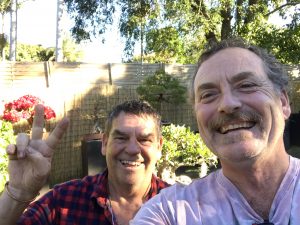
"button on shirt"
18,170,170,225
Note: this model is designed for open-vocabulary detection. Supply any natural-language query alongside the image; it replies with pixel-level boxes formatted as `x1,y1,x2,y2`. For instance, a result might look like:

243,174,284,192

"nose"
125,139,141,155
218,90,242,114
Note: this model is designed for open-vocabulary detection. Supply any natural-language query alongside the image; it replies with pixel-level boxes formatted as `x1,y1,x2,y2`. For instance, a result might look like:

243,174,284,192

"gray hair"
190,37,289,104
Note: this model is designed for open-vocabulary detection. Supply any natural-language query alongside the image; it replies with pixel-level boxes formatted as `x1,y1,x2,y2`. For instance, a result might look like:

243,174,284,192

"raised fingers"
6,144,18,160
45,117,69,150
31,104,45,140
15,133,30,158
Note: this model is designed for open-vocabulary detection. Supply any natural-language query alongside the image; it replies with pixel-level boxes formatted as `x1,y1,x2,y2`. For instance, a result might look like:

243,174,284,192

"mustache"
208,111,263,131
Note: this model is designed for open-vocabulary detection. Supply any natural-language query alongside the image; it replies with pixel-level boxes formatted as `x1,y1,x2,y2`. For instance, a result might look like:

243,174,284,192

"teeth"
220,122,253,134
120,160,141,166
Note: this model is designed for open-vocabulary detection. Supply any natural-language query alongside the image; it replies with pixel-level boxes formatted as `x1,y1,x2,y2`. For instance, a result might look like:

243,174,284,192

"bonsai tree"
157,124,218,182
136,69,186,112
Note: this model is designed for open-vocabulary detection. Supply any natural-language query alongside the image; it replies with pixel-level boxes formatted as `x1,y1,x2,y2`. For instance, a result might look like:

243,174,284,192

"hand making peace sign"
5,104,69,199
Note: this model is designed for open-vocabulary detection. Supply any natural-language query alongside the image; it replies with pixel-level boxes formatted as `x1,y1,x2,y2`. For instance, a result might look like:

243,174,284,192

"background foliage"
157,124,218,181
136,69,186,112
64,0,300,64
0,120,15,192
1,38,83,62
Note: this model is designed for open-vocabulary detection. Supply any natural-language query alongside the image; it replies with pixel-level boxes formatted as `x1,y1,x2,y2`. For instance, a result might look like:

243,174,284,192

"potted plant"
81,97,106,176
156,124,218,183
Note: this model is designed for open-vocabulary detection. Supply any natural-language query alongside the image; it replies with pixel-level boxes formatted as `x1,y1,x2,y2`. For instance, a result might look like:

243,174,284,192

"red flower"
1,95,56,124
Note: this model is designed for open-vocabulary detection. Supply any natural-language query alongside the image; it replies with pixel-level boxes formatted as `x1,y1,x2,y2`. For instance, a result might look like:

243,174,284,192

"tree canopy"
64,0,300,64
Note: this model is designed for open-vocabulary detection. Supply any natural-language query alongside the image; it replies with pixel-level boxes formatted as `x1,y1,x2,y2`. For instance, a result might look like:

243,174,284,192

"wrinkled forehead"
195,47,266,85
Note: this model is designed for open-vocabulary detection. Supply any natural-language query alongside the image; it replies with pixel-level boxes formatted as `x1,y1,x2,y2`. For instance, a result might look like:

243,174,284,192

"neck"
222,149,289,187
108,177,151,201
107,179,152,225
221,150,290,218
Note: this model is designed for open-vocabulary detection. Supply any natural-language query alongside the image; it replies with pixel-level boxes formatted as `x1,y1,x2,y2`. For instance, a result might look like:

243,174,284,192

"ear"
280,90,291,120
101,133,108,156
156,136,163,160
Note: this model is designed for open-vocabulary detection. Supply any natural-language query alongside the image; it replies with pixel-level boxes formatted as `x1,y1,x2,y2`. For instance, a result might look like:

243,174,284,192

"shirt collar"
90,170,161,208
90,169,110,208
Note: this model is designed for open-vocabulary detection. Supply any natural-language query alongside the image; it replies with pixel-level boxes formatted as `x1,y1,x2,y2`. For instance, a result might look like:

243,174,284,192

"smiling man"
131,38,300,225
0,100,169,225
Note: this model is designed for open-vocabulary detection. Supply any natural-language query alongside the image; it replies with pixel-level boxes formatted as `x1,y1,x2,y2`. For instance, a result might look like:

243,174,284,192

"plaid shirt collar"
91,169,169,207
90,169,169,224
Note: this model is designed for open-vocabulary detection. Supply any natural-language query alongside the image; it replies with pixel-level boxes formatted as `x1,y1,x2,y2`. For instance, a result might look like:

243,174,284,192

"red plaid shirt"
18,170,170,225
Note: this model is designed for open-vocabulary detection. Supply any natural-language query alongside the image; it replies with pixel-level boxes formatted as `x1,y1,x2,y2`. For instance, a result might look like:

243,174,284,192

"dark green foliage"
136,69,186,111
64,0,300,64
64,0,116,43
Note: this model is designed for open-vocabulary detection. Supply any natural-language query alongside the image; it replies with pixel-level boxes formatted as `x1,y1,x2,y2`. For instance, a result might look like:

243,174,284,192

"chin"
218,144,263,162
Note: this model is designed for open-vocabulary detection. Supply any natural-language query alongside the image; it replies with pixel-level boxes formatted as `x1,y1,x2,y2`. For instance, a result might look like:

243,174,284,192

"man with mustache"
131,38,300,224
0,100,169,225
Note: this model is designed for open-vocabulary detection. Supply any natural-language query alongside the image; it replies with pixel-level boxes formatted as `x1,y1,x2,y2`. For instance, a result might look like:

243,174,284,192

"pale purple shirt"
131,156,300,225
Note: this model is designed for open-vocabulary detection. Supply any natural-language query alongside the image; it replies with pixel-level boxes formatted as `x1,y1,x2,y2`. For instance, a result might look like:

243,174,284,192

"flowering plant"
1,95,56,124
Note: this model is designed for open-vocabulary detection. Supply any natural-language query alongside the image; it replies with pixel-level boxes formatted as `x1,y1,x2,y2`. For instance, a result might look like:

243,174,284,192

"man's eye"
115,136,126,140
239,82,257,90
198,91,217,103
201,93,213,99
140,139,152,145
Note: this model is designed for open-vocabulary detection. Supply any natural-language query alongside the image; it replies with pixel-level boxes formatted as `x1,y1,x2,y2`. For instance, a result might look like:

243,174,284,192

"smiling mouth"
219,122,255,134
120,160,142,167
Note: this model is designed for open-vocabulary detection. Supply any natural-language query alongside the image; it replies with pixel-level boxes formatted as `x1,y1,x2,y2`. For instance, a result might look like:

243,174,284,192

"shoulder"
19,173,107,223
133,171,220,224
37,172,106,204
52,174,100,192
160,171,219,200
145,170,220,208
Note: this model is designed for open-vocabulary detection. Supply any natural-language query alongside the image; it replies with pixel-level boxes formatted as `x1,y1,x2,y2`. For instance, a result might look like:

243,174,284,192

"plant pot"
81,133,107,177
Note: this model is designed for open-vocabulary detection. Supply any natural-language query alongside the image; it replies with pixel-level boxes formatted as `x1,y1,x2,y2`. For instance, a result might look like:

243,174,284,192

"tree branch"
265,2,300,17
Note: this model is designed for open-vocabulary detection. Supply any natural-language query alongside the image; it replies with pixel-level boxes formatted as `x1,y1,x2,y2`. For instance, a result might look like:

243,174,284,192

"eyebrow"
111,129,156,139
196,71,257,93
229,71,257,84
111,129,128,137
139,133,156,139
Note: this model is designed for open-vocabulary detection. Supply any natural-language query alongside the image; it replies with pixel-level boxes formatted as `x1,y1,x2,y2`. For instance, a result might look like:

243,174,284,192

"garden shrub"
0,120,15,192
157,124,218,182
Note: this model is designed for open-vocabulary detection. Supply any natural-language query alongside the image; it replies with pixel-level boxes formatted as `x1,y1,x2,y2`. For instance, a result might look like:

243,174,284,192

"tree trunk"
9,0,17,61
55,0,64,62
220,2,233,40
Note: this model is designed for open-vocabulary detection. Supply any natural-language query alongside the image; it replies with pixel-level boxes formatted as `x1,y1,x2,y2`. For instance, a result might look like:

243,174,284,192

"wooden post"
108,63,112,85
44,61,50,87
